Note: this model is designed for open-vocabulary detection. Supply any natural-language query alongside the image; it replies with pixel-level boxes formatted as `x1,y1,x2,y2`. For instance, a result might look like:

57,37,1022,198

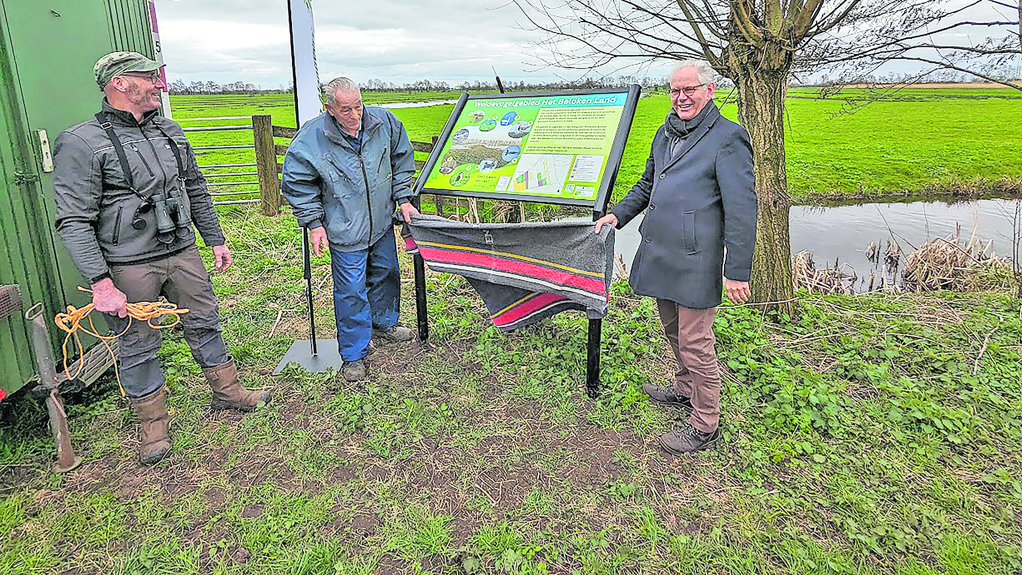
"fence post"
252,114,280,216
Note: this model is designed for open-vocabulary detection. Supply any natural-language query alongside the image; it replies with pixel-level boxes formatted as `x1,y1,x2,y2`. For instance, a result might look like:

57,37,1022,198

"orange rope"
53,286,189,397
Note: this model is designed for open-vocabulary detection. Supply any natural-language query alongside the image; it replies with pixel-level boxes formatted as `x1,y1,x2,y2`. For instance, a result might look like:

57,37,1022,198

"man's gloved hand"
91,277,128,318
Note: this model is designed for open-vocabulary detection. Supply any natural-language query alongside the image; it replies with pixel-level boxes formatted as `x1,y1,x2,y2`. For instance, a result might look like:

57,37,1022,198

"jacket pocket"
112,206,124,246
682,211,697,255
323,154,345,183
131,144,156,177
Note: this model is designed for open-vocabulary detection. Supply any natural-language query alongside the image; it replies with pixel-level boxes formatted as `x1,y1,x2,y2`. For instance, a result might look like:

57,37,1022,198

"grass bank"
2,208,1021,574
169,88,1022,206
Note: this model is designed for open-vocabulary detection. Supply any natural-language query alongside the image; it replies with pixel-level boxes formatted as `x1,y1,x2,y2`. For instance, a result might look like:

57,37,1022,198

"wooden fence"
183,114,443,215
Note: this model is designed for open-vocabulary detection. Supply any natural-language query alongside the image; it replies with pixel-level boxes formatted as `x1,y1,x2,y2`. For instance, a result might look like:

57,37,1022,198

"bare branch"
873,55,1022,89
675,0,725,65
510,0,1020,86
731,0,768,46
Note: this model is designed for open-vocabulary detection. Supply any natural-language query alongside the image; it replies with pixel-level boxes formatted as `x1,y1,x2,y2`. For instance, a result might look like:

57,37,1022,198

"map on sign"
418,89,639,208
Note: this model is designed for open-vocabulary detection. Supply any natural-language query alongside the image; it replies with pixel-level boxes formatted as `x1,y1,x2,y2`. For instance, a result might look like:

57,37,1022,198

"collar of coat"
664,99,718,139
323,108,382,149
100,98,161,127
660,102,722,170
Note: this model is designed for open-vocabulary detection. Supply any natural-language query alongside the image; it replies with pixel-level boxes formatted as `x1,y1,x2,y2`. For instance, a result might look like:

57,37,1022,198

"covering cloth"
405,215,615,331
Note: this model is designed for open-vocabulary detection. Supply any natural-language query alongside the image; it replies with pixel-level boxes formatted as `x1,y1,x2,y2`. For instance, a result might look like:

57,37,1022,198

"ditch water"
613,199,1020,290
379,99,459,109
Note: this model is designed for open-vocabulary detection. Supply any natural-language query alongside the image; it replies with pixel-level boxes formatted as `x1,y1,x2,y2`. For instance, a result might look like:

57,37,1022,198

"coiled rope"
53,286,189,396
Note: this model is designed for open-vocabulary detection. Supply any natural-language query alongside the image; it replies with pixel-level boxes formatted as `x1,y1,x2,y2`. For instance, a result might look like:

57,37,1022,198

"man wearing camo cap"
52,51,271,465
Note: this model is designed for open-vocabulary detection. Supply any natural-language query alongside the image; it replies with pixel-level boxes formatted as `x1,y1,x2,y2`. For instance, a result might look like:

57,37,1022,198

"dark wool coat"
610,104,757,309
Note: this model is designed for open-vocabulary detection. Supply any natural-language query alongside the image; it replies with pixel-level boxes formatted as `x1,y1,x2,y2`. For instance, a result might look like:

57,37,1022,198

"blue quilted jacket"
282,107,415,251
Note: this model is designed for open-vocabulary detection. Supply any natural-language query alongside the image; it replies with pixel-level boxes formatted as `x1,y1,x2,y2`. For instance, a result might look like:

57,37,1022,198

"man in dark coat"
53,52,270,465
595,60,757,454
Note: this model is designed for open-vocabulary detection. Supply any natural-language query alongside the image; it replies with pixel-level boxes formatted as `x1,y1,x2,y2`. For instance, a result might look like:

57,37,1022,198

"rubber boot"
129,387,171,465
204,358,271,411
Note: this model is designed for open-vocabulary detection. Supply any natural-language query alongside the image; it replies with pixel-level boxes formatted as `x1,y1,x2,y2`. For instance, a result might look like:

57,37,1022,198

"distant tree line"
358,75,698,92
167,76,686,95
810,66,1021,87
167,79,267,94
168,68,1019,97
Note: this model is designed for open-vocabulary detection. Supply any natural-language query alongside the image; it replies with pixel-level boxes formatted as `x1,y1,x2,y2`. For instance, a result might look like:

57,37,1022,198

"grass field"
2,208,1021,573
169,88,1022,205
2,87,1021,573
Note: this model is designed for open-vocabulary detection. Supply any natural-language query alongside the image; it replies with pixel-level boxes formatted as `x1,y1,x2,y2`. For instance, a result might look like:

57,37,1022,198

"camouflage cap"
94,51,163,87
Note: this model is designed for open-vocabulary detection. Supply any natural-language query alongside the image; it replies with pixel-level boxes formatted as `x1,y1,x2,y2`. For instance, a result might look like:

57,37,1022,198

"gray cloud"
153,0,675,87
153,0,1012,88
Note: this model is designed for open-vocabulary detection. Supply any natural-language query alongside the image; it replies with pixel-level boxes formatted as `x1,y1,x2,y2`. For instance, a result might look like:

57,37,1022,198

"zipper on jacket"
112,206,123,245
132,144,156,177
140,126,171,190
359,151,372,247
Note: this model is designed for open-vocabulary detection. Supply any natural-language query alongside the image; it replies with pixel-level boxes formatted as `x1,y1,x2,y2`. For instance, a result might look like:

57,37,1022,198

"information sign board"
416,86,640,209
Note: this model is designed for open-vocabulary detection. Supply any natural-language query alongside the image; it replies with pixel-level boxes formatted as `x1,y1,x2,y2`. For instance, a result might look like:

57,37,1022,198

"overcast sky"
153,0,1018,89
154,0,645,88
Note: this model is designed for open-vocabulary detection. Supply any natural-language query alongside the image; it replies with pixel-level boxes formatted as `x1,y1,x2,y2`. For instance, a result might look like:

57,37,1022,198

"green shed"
0,0,159,403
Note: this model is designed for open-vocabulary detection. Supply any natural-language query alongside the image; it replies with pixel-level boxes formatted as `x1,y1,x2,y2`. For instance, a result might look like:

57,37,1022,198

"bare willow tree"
513,0,1021,313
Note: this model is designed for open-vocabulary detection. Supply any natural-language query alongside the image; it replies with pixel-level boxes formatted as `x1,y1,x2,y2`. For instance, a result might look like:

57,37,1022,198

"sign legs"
414,252,428,343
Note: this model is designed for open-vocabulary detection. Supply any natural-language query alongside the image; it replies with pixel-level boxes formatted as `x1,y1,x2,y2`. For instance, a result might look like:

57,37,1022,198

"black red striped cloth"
404,215,615,331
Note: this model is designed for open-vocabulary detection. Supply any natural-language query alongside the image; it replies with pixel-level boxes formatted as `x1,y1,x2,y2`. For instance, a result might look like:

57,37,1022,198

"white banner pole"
288,0,323,128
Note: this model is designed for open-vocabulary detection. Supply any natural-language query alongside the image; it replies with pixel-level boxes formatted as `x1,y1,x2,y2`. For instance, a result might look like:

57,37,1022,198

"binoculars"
132,191,190,244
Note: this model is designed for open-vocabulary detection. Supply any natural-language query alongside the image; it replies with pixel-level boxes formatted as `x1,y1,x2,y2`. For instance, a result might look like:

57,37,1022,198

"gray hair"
323,77,360,106
672,60,716,85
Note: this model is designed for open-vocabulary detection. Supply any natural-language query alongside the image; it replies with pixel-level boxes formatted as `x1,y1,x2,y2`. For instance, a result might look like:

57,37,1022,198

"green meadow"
169,87,1022,205
1,88,1020,574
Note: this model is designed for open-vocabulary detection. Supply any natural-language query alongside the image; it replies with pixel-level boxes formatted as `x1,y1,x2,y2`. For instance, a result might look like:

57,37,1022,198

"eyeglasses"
121,71,162,83
669,84,707,97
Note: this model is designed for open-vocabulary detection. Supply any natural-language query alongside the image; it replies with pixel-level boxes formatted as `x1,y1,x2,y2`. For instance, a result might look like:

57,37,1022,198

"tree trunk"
734,70,795,315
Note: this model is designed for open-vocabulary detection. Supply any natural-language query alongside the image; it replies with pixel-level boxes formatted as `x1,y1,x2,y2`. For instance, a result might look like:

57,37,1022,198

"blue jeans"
330,232,401,362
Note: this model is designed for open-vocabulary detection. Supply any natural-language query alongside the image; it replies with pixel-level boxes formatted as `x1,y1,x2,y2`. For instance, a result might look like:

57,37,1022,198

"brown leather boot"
203,359,271,411
129,387,171,465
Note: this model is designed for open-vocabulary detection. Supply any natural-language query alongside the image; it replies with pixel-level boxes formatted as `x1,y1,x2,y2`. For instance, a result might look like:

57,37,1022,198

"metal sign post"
410,86,641,398
273,0,340,375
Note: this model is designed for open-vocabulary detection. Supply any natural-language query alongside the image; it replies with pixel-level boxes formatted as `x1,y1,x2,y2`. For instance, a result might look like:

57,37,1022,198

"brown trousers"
656,299,720,433
106,246,227,398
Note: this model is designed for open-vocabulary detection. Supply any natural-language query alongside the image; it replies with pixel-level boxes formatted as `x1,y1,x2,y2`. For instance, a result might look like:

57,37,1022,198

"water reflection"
614,199,1020,291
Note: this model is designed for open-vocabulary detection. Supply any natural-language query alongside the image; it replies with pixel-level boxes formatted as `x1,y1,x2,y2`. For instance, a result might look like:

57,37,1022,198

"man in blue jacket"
595,61,757,454
282,77,419,382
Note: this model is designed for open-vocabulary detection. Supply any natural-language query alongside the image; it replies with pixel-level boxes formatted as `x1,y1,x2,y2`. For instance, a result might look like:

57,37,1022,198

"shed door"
0,0,152,395
4,1,125,314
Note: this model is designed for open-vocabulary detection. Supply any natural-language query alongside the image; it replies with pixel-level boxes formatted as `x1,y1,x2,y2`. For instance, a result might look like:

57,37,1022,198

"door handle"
38,129,54,173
